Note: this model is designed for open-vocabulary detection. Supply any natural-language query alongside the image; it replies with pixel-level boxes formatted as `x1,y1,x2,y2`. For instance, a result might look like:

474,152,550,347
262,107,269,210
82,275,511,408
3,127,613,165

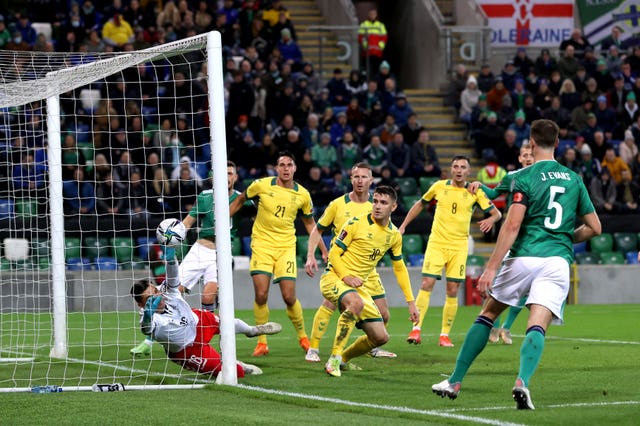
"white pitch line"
235,384,526,426
441,400,640,412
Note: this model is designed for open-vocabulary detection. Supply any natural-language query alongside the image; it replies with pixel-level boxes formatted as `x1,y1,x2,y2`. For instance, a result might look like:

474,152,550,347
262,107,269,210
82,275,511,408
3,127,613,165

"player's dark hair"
374,185,397,202
227,160,237,169
130,279,151,304
278,150,296,164
451,155,470,165
530,119,559,149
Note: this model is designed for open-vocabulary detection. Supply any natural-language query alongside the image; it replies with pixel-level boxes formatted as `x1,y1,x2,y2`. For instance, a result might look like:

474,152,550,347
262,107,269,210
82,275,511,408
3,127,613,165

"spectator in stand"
593,59,614,93
615,169,640,213
234,129,263,179
501,60,522,91
0,17,10,49
409,129,441,178
533,78,553,110
508,110,530,144
548,70,563,95
387,132,411,178
581,112,603,145
513,47,535,77
496,129,520,171
257,134,279,176
311,132,338,177
590,130,612,162
600,26,624,54
619,130,639,166
573,65,589,93
358,79,381,114
363,135,388,176
579,143,601,186
272,114,299,147
277,28,303,69
102,13,135,48
543,96,571,130
477,63,495,93
571,98,595,132
620,92,640,132
629,46,640,75
608,74,628,114
303,166,334,210
583,77,602,103
13,149,47,199
510,78,530,111
346,69,367,97
590,166,617,214
607,45,624,75
388,92,413,128
63,167,95,215
345,97,365,129
632,152,640,185
301,113,321,149
534,48,558,79
358,8,387,78
460,75,480,125
620,62,636,92
125,169,149,218
372,114,399,145
521,94,541,125
498,94,517,128
61,134,86,181
602,147,630,184
375,61,397,92
558,45,580,79
365,99,385,131
401,113,423,145
249,75,267,136
559,78,582,112
594,95,618,139
171,156,204,185
487,77,508,112
560,28,592,59
262,0,290,27
326,68,349,107
95,170,126,215
329,111,352,147
580,46,598,77
558,147,582,174
475,111,504,159
470,94,490,134
15,13,37,47
380,77,398,114
172,167,200,215
631,114,640,144
353,123,371,147
337,131,362,175
446,64,470,109
6,30,31,51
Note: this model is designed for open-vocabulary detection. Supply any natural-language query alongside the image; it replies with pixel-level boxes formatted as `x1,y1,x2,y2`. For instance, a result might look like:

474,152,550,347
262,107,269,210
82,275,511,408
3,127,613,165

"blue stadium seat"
407,253,424,267
242,236,252,257
136,237,155,261
625,252,639,265
573,241,587,254
322,235,332,251
66,257,90,271
0,198,15,220
94,256,118,271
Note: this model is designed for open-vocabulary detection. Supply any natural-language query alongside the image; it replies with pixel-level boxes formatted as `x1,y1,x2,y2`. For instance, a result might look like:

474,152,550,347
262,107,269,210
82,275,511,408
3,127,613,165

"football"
156,218,186,246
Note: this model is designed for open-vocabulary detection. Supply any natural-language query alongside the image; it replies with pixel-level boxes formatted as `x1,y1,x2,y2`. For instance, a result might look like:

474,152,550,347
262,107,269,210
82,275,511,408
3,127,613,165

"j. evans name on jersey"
540,171,571,181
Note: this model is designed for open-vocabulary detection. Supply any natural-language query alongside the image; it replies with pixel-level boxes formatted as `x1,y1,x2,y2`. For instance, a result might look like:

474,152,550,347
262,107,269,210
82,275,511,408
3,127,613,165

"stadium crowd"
0,2,639,221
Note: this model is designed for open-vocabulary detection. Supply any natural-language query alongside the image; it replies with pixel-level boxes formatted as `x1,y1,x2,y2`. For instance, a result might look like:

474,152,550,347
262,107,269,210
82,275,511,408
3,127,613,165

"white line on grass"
441,400,640,412
236,384,525,426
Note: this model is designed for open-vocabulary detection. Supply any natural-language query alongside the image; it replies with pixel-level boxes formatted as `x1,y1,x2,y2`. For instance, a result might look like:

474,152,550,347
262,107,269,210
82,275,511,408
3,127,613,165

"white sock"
234,318,253,336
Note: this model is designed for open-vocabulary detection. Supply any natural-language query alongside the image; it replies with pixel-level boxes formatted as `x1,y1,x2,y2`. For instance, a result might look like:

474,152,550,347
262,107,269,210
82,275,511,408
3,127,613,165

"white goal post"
0,31,239,390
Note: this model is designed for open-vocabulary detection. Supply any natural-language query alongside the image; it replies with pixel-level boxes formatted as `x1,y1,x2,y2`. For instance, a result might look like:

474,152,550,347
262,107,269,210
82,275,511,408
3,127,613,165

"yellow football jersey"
317,194,373,245
246,177,314,249
422,180,494,247
327,213,403,280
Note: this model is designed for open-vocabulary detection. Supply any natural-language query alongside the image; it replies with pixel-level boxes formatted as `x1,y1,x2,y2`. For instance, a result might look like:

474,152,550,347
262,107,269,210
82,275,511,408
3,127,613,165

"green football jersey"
189,189,216,238
509,160,595,265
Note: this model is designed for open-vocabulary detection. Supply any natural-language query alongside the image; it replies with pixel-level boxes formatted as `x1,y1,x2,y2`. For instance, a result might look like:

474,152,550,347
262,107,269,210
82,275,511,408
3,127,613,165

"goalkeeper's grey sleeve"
165,258,180,291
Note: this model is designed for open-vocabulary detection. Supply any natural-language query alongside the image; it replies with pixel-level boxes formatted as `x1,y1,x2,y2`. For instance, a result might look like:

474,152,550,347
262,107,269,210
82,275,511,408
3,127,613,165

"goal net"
0,32,237,391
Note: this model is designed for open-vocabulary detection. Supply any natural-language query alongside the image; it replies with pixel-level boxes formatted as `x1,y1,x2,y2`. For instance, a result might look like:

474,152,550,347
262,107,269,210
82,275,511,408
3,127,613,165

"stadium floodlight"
0,31,237,391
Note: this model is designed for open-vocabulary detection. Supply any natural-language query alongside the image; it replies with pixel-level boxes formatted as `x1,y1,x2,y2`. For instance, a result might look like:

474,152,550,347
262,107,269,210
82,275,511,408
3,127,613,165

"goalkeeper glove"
143,295,163,324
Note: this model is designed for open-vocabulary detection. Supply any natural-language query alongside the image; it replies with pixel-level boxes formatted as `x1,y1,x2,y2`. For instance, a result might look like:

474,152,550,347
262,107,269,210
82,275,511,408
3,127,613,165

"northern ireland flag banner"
477,0,574,46
579,0,640,46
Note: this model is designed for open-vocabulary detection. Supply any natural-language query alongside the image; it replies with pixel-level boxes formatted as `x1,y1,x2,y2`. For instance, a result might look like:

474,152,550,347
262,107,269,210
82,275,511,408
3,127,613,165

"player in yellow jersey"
399,155,501,347
304,163,396,362
229,151,326,357
321,186,419,377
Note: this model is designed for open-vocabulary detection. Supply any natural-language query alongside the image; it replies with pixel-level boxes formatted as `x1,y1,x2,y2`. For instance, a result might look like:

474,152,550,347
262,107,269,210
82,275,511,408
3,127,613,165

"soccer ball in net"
156,219,187,246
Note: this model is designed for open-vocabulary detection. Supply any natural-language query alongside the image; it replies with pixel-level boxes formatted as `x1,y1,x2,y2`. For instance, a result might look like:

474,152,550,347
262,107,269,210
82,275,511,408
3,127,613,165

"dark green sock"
518,326,546,387
449,316,493,384
502,295,527,329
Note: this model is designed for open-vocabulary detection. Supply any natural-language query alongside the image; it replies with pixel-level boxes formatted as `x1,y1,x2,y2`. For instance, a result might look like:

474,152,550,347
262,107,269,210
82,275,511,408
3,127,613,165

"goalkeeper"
130,246,282,377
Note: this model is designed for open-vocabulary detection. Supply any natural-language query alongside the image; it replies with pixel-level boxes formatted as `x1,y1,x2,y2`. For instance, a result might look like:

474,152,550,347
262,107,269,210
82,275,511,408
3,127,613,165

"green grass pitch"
1,304,639,425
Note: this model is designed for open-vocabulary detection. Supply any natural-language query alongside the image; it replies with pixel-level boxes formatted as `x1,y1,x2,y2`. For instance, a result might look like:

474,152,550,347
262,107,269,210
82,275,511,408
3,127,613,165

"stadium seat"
599,251,625,265
30,238,50,264
575,252,601,265
77,142,94,160
402,195,422,211
625,251,639,265
0,198,14,220
242,236,252,257
15,200,39,218
613,232,637,254
0,257,10,271
402,234,423,256
241,178,254,190
322,235,333,251
396,177,418,196
407,253,424,267
136,237,155,261
589,233,613,253
573,241,587,254
64,237,82,259
377,253,392,267
94,256,118,271
66,257,90,271
466,255,486,267
84,237,110,260
419,177,439,193
110,237,135,262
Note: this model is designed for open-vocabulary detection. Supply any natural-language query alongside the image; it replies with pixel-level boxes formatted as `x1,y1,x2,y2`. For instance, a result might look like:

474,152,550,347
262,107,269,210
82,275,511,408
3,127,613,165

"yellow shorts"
250,243,297,283
422,243,467,282
320,271,383,324
362,271,386,300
